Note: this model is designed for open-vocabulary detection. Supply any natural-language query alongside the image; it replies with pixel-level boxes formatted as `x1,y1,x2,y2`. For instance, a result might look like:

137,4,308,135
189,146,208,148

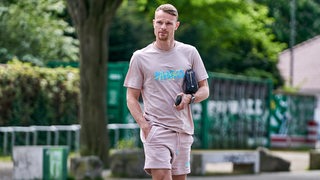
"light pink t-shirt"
124,41,208,135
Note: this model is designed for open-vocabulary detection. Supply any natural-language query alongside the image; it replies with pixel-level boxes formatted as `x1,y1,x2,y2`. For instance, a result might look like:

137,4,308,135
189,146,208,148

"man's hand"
174,93,192,111
140,120,152,140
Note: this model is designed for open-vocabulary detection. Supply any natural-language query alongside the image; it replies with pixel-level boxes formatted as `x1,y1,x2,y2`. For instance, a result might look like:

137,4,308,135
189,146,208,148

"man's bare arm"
193,79,210,103
126,87,151,137
175,79,209,110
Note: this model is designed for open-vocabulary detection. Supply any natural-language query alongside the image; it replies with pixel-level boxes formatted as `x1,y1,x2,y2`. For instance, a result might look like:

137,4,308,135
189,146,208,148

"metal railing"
0,123,139,155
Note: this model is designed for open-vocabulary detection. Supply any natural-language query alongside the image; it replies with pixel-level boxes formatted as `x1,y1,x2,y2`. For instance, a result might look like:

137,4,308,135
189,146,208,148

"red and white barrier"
306,120,318,146
271,120,318,148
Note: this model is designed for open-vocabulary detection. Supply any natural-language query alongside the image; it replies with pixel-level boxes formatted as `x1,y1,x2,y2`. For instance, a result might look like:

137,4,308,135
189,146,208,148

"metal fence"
192,72,273,149
270,92,316,136
0,124,139,155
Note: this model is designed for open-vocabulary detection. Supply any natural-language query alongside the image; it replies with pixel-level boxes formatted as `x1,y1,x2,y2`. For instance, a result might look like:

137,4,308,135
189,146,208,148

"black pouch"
183,69,198,94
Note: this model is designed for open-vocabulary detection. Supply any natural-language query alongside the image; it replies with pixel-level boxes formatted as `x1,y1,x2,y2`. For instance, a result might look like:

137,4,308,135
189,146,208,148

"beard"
157,32,169,41
158,36,168,41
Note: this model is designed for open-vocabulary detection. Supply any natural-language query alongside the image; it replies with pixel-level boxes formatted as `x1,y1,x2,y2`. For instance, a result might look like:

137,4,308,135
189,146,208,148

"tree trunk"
78,18,109,165
66,0,123,167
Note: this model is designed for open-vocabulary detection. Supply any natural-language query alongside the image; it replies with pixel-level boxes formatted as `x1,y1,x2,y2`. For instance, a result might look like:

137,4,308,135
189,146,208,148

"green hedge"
0,60,79,126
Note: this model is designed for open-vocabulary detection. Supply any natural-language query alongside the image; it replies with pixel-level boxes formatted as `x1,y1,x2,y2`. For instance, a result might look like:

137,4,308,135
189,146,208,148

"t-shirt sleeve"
191,47,209,82
123,52,143,89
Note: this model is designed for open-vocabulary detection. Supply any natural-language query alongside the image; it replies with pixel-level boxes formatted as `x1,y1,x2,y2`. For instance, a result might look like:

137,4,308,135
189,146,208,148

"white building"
277,35,320,126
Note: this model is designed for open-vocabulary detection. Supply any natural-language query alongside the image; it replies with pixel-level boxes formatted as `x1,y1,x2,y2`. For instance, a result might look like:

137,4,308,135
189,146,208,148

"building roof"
278,35,320,94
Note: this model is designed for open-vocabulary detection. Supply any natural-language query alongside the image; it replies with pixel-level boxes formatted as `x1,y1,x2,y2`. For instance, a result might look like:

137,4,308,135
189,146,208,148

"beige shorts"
140,124,194,175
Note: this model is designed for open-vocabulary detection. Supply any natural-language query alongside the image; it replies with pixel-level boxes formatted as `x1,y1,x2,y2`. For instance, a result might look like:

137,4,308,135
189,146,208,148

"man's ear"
175,21,180,30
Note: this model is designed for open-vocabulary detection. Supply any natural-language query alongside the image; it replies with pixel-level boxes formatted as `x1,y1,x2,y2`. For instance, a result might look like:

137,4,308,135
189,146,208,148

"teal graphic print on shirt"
154,69,184,81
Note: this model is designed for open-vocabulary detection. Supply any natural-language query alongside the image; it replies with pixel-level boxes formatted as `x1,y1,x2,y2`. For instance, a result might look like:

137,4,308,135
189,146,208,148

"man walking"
124,4,209,180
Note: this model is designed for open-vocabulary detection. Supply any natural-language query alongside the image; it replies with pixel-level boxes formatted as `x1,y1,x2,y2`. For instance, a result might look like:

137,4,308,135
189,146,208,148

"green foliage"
0,59,79,126
282,85,299,94
116,138,138,150
109,1,153,62
0,0,79,66
256,0,320,45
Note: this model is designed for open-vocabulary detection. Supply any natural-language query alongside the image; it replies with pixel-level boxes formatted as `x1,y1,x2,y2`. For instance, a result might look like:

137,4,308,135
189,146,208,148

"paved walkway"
108,171,320,180
1,150,320,180
0,161,12,180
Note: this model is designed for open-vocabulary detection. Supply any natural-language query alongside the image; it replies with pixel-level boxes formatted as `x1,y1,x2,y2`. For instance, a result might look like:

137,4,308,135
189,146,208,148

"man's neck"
154,40,175,51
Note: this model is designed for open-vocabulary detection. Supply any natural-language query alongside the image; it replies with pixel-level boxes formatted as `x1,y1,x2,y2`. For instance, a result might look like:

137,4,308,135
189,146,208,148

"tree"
0,0,78,65
109,1,153,62
255,0,320,46
66,0,122,166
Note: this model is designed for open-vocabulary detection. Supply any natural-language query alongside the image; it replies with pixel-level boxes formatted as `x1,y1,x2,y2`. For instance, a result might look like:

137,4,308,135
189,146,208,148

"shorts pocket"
145,125,158,142
140,125,158,143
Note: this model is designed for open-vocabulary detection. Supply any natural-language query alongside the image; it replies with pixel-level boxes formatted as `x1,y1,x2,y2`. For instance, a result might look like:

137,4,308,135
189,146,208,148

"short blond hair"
155,4,178,19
